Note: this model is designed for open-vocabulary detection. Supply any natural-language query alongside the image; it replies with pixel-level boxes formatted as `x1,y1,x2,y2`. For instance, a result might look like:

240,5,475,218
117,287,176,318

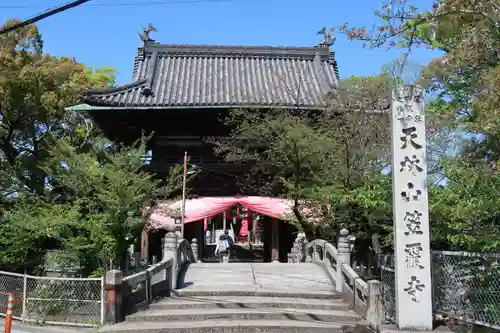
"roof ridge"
146,43,328,50
142,43,331,59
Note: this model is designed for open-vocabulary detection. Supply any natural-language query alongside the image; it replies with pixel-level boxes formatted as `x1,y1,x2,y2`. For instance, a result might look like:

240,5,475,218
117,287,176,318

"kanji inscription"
391,85,432,329
404,210,423,236
400,127,423,150
400,182,422,202
405,114,423,124
400,155,423,175
404,276,426,303
404,243,425,269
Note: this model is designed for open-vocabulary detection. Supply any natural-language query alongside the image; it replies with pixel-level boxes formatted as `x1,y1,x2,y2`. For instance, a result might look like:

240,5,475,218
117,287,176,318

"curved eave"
65,103,115,112
83,79,147,98
65,103,328,112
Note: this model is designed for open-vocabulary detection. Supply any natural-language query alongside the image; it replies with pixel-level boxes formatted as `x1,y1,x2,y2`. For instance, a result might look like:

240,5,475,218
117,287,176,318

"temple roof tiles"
83,43,340,109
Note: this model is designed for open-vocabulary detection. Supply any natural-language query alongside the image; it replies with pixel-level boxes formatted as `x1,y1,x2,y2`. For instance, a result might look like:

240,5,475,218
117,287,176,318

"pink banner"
147,196,300,229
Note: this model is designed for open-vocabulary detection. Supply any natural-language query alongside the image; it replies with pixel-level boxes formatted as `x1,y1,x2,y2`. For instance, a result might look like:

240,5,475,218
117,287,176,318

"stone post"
105,269,123,324
303,239,312,263
336,228,350,293
287,233,304,263
191,238,200,263
366,280,384,330
271,218,280,262
163,225,178,292
134,252,140,270
391,85,432,330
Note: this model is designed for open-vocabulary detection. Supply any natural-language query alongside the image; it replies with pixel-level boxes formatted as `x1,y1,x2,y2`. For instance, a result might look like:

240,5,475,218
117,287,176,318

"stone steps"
173,289,343,299
99,319,349,333
99,290,362,333
127,307,361,322
149,295,350,310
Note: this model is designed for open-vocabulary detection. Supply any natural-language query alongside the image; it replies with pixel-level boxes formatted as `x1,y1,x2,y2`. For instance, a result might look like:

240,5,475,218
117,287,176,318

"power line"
0,0,90,35
1,0,258,9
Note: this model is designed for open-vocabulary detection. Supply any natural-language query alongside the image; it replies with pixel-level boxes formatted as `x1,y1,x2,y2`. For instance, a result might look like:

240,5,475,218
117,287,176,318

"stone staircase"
99,263,363,332
98,230,384,333
100,290,362,332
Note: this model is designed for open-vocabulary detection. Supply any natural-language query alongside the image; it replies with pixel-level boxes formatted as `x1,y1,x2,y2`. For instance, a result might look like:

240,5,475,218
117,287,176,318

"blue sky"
1,0,440,85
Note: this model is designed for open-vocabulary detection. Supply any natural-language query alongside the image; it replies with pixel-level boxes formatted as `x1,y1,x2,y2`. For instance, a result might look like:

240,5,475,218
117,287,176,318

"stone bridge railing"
104,225,198,324
288,229,383,330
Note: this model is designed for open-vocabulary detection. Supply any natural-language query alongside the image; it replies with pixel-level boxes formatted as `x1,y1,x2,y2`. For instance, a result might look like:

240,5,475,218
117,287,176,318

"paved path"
0,318,95,333
182,263,335,293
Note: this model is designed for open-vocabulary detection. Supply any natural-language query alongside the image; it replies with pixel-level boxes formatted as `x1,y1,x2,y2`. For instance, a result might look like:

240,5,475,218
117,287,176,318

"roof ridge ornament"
139,23,158,44
316,27,335,47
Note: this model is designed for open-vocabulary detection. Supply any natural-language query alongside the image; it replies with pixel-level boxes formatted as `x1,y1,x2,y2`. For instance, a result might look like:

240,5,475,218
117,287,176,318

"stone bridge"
99,228,383,333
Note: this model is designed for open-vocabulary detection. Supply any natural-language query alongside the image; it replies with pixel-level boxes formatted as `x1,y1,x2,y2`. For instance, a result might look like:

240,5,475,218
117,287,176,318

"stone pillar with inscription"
391,85,433,330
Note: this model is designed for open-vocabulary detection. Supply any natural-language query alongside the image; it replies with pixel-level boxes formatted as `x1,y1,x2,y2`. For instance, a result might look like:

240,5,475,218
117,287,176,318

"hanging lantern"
239,216,249,236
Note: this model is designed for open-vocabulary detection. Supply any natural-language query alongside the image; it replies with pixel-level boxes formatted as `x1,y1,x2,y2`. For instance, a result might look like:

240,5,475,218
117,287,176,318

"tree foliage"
211,0,500,256
0,20,182,275
209,73,394,256
330,0,500,252
2,135,182,275
0,19,116,197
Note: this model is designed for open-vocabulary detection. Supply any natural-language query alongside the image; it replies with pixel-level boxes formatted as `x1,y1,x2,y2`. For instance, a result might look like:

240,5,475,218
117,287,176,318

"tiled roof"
83,43,339,109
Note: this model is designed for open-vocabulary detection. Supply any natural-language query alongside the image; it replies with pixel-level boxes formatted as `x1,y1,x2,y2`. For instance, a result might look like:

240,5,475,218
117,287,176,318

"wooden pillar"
223,211,227,231
271,218,279,262
252,215,258,244
105,270,123,324
247,212,252,244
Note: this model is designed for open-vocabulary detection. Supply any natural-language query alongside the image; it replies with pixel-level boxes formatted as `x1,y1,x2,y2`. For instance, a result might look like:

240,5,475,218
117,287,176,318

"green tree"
0,19,116,198
1,133,182,275
330,0,500,252
209,73,394,251
429,157,500,252
334,0,499,149
0,20,184,275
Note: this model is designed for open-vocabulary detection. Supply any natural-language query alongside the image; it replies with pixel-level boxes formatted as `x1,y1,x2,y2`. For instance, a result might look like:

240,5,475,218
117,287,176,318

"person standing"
215,230,234,263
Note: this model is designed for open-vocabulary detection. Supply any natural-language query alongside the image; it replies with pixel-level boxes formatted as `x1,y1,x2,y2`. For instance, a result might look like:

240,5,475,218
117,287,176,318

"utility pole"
180,151,188,240
0,0,91,36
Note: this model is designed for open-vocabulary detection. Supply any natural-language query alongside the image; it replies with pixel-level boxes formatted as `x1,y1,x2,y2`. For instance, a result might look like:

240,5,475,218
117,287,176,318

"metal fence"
377,254,396,323
378,251,500,330
0,270,104,327
433,251,500,331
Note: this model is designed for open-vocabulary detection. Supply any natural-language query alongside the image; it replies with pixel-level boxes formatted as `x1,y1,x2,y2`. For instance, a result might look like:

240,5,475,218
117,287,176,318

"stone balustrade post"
287,233,305,263
366,280,384,330
312,243,318,261
163,225,178,292
134,252,140,270
105,269,123,324
191,238,200,263
336,228,350,293
303,239,312,263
